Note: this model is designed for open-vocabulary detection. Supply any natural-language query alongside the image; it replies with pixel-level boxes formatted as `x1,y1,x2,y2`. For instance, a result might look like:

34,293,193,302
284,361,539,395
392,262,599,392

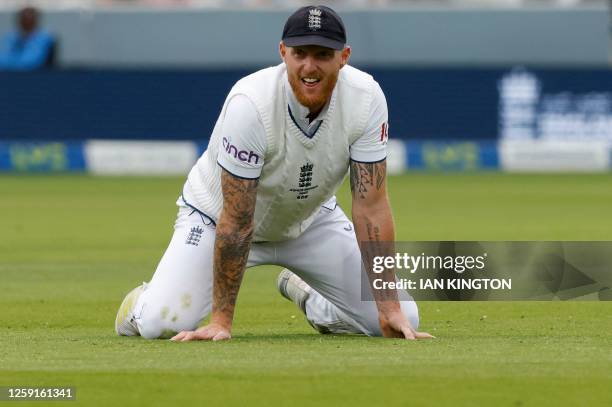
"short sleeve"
349,81,389,163
216,94,267,179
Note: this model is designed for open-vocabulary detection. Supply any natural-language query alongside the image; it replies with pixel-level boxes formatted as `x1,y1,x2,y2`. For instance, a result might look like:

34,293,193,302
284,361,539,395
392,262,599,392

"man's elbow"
352,195,390,214
217,212,255,243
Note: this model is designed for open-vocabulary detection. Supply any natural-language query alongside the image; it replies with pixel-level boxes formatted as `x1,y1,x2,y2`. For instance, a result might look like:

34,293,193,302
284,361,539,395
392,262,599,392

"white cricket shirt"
184,64,390,241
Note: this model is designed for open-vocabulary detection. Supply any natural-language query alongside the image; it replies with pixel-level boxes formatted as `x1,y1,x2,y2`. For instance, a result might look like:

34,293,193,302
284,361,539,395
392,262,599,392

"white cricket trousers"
132,199,419,339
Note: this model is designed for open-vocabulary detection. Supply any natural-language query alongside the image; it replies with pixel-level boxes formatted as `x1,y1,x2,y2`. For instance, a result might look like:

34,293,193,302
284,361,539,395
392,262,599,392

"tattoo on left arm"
212,170,258,324
350,160,386,200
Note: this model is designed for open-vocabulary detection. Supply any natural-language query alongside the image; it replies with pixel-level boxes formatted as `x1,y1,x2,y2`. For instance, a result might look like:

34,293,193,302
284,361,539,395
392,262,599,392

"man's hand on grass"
379,311,435,340
170,323,231,342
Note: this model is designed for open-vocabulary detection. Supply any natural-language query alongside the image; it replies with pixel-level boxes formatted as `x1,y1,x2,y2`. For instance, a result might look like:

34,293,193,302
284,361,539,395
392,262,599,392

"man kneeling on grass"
115,5,433,342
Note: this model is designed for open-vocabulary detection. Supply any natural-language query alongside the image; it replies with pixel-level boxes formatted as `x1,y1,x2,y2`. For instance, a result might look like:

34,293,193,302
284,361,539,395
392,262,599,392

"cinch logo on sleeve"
222,137,260,165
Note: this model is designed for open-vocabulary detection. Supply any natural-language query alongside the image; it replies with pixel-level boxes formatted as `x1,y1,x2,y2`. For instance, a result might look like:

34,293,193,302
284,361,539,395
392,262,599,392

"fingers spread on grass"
401,327,416,340
415,331,435,339
170,331,203,342
212,331,231,341
197,327,216,340
170,331,188,341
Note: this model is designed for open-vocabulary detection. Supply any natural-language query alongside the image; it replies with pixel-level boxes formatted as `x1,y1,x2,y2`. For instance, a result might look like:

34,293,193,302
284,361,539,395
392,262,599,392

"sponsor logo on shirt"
222,137,260,165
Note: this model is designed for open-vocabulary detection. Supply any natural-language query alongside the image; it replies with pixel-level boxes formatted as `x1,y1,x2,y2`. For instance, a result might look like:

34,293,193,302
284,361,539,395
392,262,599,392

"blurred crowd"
0,0,603,9
0,6,55,70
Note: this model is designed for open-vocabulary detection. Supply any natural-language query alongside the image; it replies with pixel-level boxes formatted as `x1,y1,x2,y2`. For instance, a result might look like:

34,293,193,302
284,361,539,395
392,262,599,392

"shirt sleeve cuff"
217,155,262,179
349,148,387,163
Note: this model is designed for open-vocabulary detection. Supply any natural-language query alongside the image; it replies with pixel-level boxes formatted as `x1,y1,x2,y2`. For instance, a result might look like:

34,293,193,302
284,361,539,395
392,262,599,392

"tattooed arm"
350,160,433,340
172,169,258,342
350,160,397,304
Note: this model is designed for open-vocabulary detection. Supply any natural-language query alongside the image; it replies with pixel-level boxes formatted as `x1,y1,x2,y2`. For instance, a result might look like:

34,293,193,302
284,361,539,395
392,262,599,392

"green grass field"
1,174,611,406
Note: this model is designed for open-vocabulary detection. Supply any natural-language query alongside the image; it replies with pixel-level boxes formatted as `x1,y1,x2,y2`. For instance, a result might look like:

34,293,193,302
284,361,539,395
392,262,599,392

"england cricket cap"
282,6,347,51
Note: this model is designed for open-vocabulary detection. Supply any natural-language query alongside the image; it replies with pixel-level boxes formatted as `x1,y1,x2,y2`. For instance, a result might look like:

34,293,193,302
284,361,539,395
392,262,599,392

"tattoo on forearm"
366,222,381,242
350,160,386,199
212,170,258,319
375,164,385,190
350,161,396,305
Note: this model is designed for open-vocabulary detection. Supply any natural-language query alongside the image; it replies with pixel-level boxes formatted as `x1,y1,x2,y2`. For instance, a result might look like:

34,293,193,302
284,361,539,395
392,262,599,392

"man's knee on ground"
137,311,177,339
136,304,200,339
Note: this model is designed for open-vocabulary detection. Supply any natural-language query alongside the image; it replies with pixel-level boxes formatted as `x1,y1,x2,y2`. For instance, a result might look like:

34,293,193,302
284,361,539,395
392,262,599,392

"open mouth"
301,77,321,88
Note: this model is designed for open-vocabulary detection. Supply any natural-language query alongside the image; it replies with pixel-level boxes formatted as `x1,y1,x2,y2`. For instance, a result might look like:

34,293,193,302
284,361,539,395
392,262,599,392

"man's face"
18,8,38,34
280,42,350,113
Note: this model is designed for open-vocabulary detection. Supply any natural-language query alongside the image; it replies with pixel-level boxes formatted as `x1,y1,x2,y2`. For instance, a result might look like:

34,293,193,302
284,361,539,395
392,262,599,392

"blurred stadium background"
0,0,610,173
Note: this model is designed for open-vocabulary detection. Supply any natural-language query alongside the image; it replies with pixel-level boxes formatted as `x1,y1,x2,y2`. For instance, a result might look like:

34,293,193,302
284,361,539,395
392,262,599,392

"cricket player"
115,5,432,341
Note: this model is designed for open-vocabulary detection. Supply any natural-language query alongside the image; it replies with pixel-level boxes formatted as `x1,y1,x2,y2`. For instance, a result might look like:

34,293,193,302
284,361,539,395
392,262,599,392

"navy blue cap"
282,6,346,51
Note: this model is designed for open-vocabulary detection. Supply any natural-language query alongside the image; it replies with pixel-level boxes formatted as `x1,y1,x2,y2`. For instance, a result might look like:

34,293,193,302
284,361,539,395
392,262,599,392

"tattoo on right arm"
212,170,258,321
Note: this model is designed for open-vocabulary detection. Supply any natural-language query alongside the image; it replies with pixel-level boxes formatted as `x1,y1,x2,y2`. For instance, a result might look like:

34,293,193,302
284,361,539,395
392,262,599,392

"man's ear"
341,46,351,68
279,41,286,61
